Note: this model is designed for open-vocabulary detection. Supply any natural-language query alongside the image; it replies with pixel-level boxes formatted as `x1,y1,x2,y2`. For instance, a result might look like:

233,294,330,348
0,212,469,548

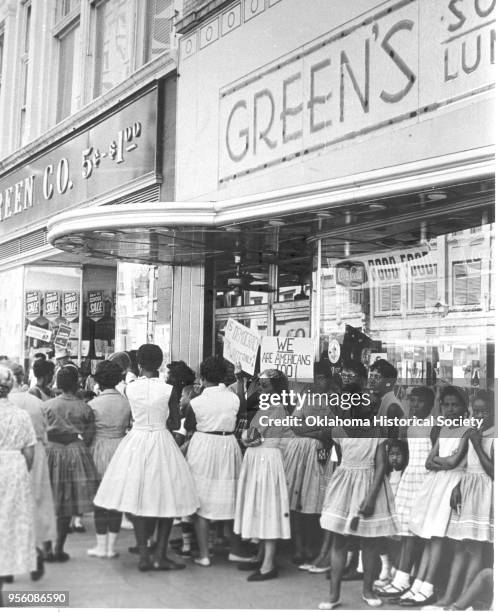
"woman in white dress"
186,356,242,567
234,369,294,582
8,363,56,576
94,344,199,571
0,366,37,601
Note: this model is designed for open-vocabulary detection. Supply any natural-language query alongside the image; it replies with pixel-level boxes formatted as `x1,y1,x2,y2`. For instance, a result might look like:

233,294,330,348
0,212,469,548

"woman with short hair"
87,360,131,559
44,366,98,562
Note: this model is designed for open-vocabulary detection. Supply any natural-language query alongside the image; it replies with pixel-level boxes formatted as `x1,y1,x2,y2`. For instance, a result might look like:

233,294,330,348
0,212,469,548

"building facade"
0,0,495,393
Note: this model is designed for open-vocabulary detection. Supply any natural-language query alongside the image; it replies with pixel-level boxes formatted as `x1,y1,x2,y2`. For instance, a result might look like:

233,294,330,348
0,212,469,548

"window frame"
451,258,483,310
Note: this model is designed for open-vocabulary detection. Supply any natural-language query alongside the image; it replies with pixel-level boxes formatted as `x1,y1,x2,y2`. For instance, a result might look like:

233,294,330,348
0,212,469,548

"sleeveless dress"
0,398,37,575
89,389,131,479
446,427,493,542
283,401,329,514
409,425,469,538
320,429,399,537
9,390,56,547
394,425,432,536
187,384,242,520
234,404,293,539
94,377,199,517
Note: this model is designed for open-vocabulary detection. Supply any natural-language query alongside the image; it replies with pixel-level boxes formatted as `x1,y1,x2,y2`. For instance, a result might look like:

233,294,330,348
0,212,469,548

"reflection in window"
94,0,133,97
56,23,81,122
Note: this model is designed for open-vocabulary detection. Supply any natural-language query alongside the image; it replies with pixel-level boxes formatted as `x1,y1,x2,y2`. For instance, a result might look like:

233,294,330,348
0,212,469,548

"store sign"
0,89,158,238
53,323,72,350
335,261,367,287
88,291,104,322
223,317,260,375
25,291,41,321
62,291,80,322
26,324,52,342
44,291,60,321
219,0,495,183
260,336,314,381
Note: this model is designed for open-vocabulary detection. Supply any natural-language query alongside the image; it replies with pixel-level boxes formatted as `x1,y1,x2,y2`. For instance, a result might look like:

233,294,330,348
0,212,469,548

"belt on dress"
47,432,79,445
202,430,234,436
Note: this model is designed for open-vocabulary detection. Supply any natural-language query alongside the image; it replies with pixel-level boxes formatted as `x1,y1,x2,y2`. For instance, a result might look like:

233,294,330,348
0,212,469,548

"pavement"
4,517,408,610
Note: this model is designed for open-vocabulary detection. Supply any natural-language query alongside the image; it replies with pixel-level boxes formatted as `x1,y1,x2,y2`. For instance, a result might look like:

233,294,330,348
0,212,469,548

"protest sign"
26,324,52,342
223,317,260,375
54,323,73,350
260,336,314,380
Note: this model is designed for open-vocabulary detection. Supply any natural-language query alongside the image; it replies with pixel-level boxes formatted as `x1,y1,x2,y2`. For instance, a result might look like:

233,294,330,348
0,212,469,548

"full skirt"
394,465,429,536
187,432,242,520
0,452,36,575
320,466,399,537
409,470,464,538
46,440,99,516
91,436,124,480
94,428,199,517
446,472,493,542
284,437,324,514
234,446,290,540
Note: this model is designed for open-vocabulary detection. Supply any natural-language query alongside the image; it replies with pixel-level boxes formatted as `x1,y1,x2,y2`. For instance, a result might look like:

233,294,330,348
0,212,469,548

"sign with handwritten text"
223,317,260,375
260,336,314,381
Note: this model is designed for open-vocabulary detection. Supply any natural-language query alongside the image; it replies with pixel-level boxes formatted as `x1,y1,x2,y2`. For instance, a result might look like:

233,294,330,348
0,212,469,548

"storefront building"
45,0,494,391
0,0,178,370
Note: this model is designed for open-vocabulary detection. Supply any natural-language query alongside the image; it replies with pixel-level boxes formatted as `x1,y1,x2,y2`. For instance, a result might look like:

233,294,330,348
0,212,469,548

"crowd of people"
0,346,494,610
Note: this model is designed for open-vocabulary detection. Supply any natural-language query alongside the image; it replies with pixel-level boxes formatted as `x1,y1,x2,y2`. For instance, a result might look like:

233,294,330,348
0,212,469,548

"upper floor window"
54,0,81,122
93,0,134,98
452,260,482,306
143,0,174,64
19,1,31,146
0,23,5,98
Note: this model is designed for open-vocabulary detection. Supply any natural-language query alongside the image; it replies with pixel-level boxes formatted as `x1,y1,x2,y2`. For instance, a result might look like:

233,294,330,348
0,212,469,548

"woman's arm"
21,445,35,471
425,440,443,470
360,442,387,516
167,387,182,432
469,432,494,479
431,435,469,470
82,406,96,446
184,404,197,433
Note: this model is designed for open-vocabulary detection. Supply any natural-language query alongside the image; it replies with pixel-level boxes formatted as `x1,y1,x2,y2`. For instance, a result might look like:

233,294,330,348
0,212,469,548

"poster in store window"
25,291,41,321
63,291,80,322
88,291,105,322
53,323,72,350
44,291,61,321
260,336,314,381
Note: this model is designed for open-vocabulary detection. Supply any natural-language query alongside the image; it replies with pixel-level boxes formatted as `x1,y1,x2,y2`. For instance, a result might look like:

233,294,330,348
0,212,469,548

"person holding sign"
186,356,242,568
234,369,295,582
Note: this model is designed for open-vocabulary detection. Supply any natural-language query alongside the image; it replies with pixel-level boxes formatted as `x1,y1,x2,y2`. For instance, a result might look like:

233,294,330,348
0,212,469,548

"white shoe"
121,517,134,530
87,534,107,558
193,557,211,567
318,601,341,610
228,553,258,563
87,547,107,558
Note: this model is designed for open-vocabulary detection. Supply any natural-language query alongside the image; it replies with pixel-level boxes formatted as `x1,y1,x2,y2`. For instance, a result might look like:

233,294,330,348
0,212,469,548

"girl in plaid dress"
375,386,434,599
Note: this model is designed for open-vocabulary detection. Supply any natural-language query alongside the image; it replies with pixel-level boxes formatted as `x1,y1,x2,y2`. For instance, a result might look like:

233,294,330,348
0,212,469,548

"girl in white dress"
94,344,199,571
186,356,242,567
401,386,471,607
234,369,294,582
432,390,494,608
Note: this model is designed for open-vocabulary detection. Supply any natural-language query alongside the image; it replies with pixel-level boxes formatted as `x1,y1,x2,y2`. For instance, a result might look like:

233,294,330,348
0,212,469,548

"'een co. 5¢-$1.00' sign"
260,336,314,381
219,0,495,183
223,318,260,375
0,88,158,238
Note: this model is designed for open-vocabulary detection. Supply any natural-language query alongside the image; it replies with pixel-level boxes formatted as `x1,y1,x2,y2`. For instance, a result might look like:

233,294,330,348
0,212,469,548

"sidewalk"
5,519,405,610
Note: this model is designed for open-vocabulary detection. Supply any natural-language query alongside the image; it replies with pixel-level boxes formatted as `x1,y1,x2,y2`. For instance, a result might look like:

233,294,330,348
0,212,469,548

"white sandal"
318,601,341,610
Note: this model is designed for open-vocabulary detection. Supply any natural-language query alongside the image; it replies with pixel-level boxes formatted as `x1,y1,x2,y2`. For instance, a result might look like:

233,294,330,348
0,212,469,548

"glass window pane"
94,0,133,97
